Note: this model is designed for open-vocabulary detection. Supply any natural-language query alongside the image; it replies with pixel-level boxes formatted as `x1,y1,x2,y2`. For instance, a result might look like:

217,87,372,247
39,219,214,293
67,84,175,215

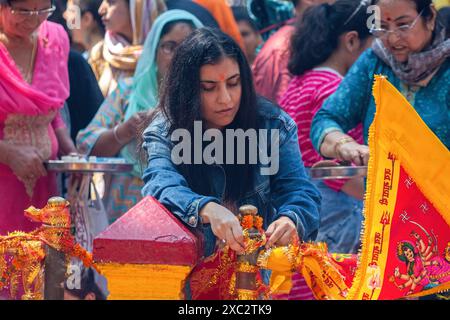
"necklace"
0,31,38,84
24,33,38,84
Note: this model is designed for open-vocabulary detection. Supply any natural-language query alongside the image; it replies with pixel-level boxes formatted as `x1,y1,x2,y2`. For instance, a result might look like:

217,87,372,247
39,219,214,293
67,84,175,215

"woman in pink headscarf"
0,0,76,234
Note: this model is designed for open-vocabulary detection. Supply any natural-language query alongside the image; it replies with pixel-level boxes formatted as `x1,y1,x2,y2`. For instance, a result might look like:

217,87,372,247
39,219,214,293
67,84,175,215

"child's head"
289,0,373,76
64,268,106,300
232,6,262,64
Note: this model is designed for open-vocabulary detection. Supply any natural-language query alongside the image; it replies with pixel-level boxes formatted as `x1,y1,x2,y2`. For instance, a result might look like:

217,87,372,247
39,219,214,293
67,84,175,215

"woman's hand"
118,111,154,143
200,202,245,254
5,144,47,182
335,141,369,166
90,110,155,157
320,132,369,166
265,216,298,249
55,127,77,156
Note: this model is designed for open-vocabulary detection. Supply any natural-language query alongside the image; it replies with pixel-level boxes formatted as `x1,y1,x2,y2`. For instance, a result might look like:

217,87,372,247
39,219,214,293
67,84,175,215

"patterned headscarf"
103,0,167,71
122,10,203,177
372,23,450,85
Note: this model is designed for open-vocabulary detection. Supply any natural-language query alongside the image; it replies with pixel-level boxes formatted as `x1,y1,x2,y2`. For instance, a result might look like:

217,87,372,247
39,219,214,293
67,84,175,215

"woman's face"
63,0,83,44
237,20,261,63
403,247,415,262
0,0,52,38
98,0,132,40
156,22,194,81
377,0,436,63
199,57,242,130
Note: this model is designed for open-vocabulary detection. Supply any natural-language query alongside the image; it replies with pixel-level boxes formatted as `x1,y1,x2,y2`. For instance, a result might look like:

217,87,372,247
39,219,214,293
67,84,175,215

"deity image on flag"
391,228,450,295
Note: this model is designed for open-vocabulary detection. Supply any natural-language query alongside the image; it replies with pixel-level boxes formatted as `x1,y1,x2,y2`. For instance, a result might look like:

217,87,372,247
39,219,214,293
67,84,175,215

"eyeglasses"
159,41,179,55
370,10,423,39
9,5,56,19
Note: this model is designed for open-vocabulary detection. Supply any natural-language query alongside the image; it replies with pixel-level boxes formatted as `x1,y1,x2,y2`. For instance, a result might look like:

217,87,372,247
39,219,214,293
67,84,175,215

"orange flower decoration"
241,215,254,230
254,216,263,230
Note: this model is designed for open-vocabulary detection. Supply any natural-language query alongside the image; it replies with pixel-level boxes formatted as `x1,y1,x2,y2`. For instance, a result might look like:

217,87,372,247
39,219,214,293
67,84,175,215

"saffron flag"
347,76,450,299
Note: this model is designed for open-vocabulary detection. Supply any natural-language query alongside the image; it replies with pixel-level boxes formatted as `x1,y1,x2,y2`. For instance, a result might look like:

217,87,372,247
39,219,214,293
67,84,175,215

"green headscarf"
125,9,204,121
122,10,204,177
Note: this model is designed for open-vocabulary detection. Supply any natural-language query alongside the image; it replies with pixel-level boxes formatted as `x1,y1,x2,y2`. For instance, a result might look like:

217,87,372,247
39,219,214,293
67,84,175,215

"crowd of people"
0,0,448,300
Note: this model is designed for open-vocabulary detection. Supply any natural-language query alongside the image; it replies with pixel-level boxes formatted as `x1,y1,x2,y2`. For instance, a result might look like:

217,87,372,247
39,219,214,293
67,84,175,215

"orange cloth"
193,0,244,50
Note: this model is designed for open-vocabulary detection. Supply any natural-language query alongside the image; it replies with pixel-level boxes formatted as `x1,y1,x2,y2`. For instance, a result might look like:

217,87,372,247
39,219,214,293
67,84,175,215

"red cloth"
279,69,364,191
252,25,294,103
378,166,450,299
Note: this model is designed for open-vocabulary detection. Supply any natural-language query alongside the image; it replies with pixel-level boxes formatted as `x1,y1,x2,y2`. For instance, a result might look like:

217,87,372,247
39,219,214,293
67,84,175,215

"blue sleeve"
270,119,322,241
310,49,376,152
141,126,220,228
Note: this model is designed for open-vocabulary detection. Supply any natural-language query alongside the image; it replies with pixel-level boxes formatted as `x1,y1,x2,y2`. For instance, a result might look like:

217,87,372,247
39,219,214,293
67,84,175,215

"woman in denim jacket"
141,28,321,258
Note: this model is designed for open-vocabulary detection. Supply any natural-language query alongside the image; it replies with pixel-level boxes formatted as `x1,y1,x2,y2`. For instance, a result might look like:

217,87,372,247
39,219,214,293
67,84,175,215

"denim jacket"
141,97,321,249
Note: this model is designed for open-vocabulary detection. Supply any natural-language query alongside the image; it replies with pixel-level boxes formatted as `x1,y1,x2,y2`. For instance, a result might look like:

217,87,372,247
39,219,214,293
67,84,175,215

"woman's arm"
89,111,151,157
55,127,77,155
76,83,140,157
141,124,221,227
76,86,124,156
310,50,376,162
141,122,246,253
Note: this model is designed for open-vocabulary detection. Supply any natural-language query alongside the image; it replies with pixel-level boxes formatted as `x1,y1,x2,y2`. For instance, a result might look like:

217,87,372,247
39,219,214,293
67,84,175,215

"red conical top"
93,196,200,266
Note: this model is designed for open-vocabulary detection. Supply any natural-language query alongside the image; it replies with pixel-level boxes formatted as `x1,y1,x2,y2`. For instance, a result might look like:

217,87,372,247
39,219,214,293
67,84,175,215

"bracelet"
113,125,127,145
334,137,355,158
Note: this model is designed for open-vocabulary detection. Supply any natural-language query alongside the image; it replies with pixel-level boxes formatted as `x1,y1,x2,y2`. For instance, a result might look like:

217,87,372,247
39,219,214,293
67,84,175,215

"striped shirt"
273,273,315,300
279,68,363,192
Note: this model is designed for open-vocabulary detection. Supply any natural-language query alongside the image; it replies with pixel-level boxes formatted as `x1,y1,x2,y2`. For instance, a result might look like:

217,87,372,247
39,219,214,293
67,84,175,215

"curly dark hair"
288,0,372,76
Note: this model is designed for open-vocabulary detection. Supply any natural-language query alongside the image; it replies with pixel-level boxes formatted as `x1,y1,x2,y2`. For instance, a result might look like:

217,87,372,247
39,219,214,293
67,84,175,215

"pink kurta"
252,25,294,103
0,21,70,234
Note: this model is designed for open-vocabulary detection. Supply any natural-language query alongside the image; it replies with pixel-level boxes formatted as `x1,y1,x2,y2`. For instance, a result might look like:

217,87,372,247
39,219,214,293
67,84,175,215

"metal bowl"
309,166,367,180
45,158,133,173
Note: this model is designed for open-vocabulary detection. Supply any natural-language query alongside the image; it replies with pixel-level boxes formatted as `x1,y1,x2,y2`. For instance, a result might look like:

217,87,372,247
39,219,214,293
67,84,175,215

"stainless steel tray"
45,159,133,173
309,166,367,180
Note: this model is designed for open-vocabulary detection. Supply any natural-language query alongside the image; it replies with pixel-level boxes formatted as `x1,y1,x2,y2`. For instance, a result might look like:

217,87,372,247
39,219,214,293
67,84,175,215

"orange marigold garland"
235,205,269,299
0,197,99,300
